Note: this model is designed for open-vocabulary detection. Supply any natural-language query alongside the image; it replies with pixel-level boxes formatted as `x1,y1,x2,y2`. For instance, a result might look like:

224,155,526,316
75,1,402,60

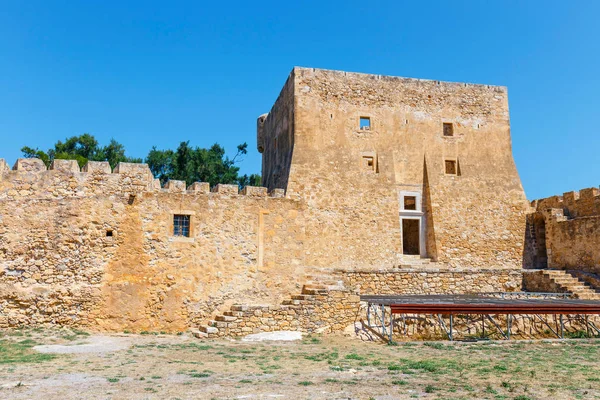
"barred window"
173,214,191,237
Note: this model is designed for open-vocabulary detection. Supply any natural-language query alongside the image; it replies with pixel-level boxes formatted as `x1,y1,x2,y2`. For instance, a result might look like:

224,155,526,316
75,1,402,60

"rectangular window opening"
360,117,371,130
443,122,454,137
361,155,377,172
445,160,457,175
173,214,191,237
106,230,113,237
403,196,417,210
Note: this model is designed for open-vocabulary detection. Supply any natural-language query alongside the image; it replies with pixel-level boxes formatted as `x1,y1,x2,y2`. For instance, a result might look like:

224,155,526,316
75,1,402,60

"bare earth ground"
0,328,599,400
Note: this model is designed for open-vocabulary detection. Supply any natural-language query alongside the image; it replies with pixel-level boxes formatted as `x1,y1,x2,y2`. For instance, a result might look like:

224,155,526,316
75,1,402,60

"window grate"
173,214,191,237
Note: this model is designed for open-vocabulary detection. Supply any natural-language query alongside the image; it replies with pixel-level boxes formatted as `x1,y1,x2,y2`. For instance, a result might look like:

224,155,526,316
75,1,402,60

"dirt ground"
0,328,599,399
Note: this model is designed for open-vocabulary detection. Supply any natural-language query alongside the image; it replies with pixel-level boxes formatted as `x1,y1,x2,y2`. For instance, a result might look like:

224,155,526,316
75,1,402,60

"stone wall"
259,67,529,270
0,160,306,332
527,187,600,274
342,268,523,294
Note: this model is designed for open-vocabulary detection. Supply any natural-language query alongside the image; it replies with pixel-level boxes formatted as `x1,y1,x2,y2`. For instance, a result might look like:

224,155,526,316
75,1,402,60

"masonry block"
50,159,80,173
188,182,210,194
13,158,46,172
0,159,8,173
113,162,153,182
269,188,285,198
82,161,111,174
212,184,239,195
241,186,268,197
580,187,599,199
163,180,187,192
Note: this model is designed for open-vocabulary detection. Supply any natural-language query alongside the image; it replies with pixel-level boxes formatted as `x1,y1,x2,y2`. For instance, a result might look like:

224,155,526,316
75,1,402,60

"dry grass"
0,328,599,399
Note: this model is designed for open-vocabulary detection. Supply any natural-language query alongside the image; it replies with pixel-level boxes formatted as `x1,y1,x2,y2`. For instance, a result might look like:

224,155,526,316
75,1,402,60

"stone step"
198,325,218,334
291,294,316,301
224,311,244,317
302,288,329,295
215,315,237,322
188,328,207,338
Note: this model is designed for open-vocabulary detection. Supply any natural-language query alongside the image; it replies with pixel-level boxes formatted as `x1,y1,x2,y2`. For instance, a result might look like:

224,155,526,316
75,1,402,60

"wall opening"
173,214,191,237
106,230,113,237
360,117,371,130
402,219,420,255
403,196,417,210
361,152,378,172
443,122,454,137
445,160,457,175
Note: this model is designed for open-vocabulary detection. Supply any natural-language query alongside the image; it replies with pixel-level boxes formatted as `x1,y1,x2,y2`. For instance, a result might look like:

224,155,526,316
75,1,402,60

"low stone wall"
522,270,564,293
341,268,523,295
201,290,361,338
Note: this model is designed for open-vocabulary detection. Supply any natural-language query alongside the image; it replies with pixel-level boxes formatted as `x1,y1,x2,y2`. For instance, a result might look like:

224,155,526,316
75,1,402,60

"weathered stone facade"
526,187,600,275
0,67,548,334
259,67,529,269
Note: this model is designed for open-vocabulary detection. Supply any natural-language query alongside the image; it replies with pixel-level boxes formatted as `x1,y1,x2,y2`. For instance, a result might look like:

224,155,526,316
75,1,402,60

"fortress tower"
258,67,529,269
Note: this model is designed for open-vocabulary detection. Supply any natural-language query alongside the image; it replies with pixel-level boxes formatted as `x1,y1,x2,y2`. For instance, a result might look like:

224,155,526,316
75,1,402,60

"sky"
0,1,598,200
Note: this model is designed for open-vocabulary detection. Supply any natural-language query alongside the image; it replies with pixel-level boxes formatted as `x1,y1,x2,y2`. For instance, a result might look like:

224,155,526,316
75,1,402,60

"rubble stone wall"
528,187,600,273
260,67,529,270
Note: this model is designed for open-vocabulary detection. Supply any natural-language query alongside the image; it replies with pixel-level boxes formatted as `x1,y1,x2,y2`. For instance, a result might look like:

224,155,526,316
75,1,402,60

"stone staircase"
541,270,600,300
192,276,357,339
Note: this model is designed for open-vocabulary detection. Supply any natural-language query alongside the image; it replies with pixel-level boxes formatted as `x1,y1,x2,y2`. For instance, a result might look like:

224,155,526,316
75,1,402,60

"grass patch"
0,339,57,364
298,381,314,386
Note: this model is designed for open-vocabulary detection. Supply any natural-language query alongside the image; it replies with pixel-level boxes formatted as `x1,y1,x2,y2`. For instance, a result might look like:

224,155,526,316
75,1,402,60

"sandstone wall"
342,268,522,294
260,67,528,269
0,159,306,332
527,187,600,274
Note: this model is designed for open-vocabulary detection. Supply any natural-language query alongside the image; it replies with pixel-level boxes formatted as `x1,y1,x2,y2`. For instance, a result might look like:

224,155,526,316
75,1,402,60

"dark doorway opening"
402,219,420,255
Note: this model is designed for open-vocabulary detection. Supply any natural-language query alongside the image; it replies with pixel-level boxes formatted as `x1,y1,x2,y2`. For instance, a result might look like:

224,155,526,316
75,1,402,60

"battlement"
531,187,600,219
0,158,287,200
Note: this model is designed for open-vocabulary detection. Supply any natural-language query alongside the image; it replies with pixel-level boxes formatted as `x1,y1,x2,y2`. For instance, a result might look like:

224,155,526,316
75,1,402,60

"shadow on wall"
522,212,548,269
422,157,438,261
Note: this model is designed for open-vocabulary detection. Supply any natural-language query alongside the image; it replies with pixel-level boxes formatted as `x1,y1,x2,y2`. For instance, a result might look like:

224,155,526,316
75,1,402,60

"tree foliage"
21,134,261,187
146,141,261,187
21,134,141,168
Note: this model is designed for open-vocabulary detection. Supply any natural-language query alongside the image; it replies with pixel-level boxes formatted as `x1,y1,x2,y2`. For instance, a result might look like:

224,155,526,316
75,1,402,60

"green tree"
21,134,141,168
146,141,261,188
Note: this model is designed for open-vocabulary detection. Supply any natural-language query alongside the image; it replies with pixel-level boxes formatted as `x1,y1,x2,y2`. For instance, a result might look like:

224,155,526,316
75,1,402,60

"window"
445,160,457,175
173,215,191,237
106,230,113,237
361,152,377,172
360,117,371,130
443,122,454,137
403,196,417,210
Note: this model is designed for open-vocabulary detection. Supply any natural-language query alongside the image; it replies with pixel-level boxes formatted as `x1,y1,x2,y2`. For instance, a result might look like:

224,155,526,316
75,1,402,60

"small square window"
173,214,191,237
361,154,377,172
445,160,457,175
106,230,113,237
360,117,371,130
443,122,454,137
404,196,417,210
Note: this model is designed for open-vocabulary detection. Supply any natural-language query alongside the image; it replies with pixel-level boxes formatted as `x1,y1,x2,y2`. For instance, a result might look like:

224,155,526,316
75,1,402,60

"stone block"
269,188,285,198
113,162,153,181
50,159,80,173
163,180,187,192
13,158,46,172
241,186,268,197
212,184,239,195
580,187,599,199
82,161,111,174
188,182,210,194
0,159,9,173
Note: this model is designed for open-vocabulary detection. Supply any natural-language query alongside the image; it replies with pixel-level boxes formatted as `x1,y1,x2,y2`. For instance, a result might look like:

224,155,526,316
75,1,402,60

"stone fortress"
0,67,598,336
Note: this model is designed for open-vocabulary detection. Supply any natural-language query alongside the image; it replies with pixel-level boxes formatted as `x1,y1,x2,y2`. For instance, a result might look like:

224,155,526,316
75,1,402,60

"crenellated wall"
0,158,306,331
527,187,600,274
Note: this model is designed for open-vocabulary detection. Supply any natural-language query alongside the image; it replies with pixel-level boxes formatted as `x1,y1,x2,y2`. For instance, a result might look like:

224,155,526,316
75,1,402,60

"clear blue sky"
1,1,598,200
